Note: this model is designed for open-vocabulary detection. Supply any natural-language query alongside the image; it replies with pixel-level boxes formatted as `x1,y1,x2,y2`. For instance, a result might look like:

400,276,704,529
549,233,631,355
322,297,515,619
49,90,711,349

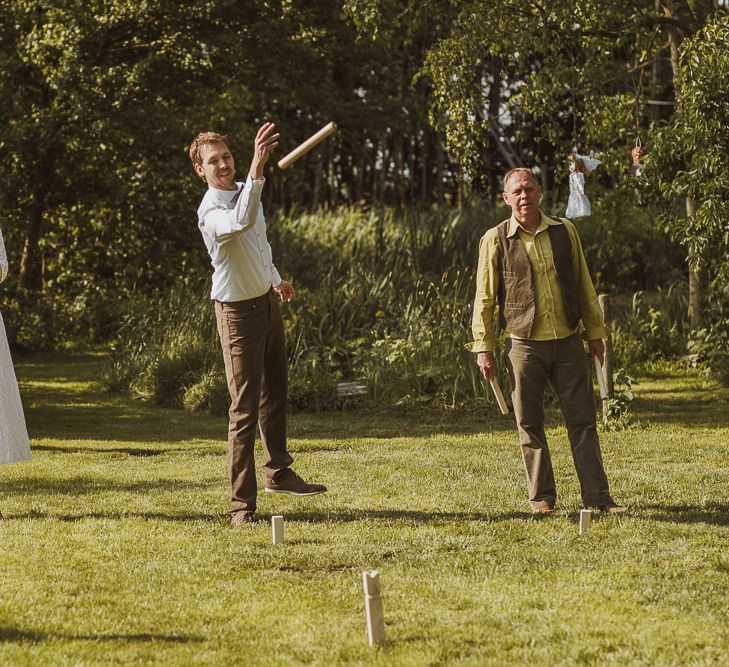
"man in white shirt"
190,124,327,526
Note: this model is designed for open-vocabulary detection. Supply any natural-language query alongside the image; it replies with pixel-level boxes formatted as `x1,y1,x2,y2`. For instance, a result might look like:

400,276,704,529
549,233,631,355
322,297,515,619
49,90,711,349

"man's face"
195,142,236,189
502,173,541,221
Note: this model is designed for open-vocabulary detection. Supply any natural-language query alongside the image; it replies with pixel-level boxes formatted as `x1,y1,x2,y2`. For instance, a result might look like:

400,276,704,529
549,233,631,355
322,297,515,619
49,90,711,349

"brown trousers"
505,334,613,510
215,290,293,514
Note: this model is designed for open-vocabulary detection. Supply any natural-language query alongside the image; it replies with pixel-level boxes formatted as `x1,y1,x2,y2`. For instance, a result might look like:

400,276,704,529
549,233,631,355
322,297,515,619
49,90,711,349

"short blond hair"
189,131,229,180
502,168,540,191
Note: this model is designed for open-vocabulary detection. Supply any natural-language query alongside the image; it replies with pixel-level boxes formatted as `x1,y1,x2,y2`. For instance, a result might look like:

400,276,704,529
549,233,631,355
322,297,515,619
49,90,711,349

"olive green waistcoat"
495,219,580,337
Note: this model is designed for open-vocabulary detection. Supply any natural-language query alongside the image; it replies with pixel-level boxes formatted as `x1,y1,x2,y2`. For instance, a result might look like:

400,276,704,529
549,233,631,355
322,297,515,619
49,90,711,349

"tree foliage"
347,0,728,316
642,11,729,278
0,0,463,346
0,0,727,348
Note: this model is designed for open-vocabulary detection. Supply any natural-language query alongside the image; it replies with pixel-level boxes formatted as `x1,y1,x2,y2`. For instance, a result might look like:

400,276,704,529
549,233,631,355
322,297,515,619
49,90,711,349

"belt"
216,287,273,308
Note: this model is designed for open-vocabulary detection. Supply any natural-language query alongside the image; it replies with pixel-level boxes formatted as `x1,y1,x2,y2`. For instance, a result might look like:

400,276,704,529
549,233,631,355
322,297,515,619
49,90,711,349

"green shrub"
105,202,688,413
288,352,339,412
687,324,729,388
183,369,229,415
576,192,686,293
611,282,689,368
130,342,213,406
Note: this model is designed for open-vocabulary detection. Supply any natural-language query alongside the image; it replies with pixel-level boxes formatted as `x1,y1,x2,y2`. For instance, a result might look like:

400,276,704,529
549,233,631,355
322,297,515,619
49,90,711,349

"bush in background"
611,282,690,369
104,204,514,413
103,201,719,412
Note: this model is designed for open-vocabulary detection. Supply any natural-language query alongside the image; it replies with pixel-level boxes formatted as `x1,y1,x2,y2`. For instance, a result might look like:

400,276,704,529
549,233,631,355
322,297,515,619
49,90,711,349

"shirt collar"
507,210,563,237
208,181,243,203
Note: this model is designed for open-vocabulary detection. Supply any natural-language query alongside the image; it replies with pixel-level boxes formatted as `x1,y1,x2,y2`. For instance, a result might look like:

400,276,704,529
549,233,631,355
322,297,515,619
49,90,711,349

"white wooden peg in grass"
362,570,385,647
579,509,592,535
271,515,284,544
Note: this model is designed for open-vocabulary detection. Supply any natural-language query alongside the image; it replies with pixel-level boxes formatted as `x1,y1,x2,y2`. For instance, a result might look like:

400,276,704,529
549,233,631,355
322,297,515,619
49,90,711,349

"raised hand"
249,122,280,180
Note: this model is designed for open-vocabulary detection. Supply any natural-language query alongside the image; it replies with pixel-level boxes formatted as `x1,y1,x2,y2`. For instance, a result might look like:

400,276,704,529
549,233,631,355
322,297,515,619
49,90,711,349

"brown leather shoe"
532,505,554,515
230,511,256,526
265,469,327,496
597,502,629,514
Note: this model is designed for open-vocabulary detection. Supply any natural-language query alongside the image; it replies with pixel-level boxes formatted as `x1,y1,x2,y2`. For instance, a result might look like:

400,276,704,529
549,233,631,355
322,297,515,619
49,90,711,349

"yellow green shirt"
468,211,608,354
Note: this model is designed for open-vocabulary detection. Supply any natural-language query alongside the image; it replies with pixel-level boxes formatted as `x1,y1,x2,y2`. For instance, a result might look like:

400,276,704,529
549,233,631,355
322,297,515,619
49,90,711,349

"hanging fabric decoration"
565,151,601,218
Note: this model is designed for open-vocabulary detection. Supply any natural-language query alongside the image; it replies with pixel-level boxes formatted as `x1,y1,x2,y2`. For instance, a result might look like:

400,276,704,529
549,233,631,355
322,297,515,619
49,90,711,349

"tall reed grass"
105,203,508,413
105,200,686,413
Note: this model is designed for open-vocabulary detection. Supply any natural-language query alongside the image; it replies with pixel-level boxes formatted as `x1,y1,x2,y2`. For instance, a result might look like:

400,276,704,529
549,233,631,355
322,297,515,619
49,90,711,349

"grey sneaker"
230,511,256,526
264,470,327,496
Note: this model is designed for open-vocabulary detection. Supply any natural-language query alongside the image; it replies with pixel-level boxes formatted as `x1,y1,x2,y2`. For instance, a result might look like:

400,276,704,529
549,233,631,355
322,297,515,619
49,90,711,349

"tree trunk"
312,151,322,210
486,58,503,201
326,141,335,209
435,132,445,204
420,129,430,203
394,136,405,209
663,2,704,329
17,180,47,300
686,196,702,329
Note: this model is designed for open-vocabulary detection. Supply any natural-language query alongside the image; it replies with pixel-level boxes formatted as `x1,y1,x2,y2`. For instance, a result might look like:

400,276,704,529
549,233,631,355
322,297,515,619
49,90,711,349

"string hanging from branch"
629,27,661,177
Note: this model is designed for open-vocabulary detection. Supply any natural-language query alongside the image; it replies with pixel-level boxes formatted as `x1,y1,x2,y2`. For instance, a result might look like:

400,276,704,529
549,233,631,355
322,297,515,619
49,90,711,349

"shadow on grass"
30,443,221,457
632,394,729,427
5,508,535,525
54,511,223,523
2,475,215,496
23,401,222,444
266,508,535,524
643,503,729,526
17,351,517,444
0,627,202,644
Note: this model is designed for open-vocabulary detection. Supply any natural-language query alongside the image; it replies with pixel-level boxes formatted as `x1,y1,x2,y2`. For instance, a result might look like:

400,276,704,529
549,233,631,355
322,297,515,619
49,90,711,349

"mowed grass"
1,353,728,666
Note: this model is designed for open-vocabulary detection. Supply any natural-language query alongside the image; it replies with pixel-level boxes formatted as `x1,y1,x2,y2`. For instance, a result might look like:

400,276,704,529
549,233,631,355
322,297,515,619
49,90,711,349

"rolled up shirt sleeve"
467,229,500,354
200,176,264,244
566,220,609,341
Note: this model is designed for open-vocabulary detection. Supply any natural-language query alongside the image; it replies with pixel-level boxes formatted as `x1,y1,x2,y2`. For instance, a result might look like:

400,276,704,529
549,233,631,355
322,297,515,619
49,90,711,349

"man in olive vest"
469,168,627,514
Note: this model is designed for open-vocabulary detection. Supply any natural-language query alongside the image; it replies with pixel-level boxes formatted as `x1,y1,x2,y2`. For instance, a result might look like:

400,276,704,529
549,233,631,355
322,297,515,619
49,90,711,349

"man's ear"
501,192,508,205
194,163,206,181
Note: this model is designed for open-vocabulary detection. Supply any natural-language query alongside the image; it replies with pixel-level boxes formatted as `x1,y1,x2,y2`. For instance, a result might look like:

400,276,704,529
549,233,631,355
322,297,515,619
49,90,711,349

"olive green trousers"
505,334,614,510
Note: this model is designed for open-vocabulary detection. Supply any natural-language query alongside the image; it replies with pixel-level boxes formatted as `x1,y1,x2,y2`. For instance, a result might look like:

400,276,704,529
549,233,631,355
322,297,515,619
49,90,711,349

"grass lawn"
2,352,728,665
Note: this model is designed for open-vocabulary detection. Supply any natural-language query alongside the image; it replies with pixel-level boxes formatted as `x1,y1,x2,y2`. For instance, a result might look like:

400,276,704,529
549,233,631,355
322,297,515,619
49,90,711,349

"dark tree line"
1,0,728,338
0,0,467,310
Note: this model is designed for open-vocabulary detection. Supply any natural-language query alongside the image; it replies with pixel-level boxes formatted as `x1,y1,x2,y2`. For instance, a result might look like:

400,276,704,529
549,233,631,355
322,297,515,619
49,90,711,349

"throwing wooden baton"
277,121,337,170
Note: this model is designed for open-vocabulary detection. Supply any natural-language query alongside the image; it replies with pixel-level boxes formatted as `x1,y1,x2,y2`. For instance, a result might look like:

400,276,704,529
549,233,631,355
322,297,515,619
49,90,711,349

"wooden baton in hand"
489,377,510,415
277,121,337,169
593,357,608,400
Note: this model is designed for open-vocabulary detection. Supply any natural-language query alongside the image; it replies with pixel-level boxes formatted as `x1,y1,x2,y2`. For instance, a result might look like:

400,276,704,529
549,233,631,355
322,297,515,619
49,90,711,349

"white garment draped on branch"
0,227,31,465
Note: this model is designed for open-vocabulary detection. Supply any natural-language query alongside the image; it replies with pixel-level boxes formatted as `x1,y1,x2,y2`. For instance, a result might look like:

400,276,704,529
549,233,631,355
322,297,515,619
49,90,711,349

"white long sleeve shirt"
197,176,282,302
